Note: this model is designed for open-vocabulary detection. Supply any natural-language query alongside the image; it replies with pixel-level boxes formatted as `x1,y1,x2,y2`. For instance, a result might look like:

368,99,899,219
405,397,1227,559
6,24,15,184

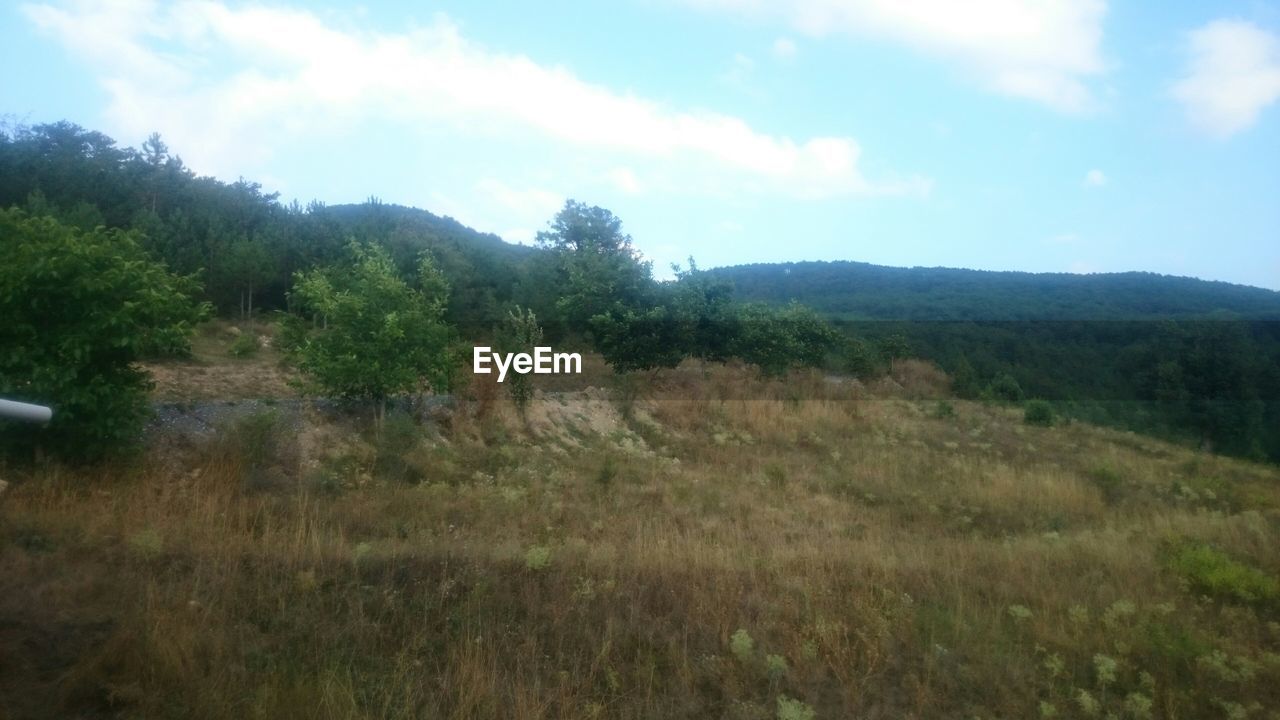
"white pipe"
0,399,53,423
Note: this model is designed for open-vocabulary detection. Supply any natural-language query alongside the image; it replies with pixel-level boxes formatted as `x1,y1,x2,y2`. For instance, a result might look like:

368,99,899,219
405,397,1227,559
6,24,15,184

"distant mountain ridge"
704,260,1280,321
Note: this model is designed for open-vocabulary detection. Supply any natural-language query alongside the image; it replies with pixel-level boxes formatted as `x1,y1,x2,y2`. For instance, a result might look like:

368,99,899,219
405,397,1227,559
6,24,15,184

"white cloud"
772,36,797,59
680,0,1108,112
1171,19,1280,138
22,0,923,199
1083,169,1106,187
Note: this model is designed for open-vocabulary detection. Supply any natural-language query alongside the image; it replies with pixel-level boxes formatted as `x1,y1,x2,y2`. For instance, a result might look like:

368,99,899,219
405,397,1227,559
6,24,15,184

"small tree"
499,306,543,417
843,337,878,378
986,372,1025,403
880,333,911,374
0,209,206,460
285,241,452,421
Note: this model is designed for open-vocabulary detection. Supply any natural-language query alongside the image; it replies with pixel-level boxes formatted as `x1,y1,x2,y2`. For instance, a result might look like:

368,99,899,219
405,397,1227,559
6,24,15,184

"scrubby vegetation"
2,359,1279,718
3,119,1280,719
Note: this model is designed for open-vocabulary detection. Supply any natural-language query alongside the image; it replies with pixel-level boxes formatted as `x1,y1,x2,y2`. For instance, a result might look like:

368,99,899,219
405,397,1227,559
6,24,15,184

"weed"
730,629,755,663
765,654,788,681
596,454,617,487
1165,542,1279,606
1087,466,1124,504
776,695,816,720
525,545,552,571
371,411,424,482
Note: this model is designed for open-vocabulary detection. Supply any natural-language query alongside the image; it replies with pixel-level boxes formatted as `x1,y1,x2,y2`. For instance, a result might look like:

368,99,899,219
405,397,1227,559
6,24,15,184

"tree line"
1,122,839,460
3,120,1277,463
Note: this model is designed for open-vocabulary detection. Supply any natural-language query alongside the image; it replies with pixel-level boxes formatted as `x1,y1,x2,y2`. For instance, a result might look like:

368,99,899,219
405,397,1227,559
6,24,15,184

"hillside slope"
2,363,1278,718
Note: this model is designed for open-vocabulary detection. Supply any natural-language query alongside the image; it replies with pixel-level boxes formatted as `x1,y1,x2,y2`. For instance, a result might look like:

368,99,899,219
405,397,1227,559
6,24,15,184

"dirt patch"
142,358,297,402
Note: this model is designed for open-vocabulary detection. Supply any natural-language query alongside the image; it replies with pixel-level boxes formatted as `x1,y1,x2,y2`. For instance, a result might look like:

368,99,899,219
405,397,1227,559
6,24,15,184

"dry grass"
2,363,1279,719
142,320,296,401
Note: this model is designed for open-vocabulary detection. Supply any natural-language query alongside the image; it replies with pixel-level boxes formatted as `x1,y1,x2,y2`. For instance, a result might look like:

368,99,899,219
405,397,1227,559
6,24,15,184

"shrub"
224,410,285,488
1024,400,1055,426
229,332,260,358
285,241,452,421
729,629,755,663
524,545,552,571
372,411,424,483
0,209,206,461
843,337,877,378
1088,466,1124,503
596,454,618,487
931,400,956,419
1165,542,1279,606
499,306,542,417
776,695,816,720
985,373,1024,403
765,654,788,681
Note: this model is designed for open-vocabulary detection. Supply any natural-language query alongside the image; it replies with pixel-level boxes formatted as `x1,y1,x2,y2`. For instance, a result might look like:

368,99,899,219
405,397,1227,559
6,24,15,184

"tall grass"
2,363,1278,718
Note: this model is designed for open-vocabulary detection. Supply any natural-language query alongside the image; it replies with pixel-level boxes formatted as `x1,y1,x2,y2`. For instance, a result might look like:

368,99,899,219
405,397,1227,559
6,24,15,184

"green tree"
285,241,452,420
589,305,687,373
731,303,840,377
0,209,206,460
536,200,653,334
499,306,543,417
225,235,274,321
843,337,877,378
880,333,911,373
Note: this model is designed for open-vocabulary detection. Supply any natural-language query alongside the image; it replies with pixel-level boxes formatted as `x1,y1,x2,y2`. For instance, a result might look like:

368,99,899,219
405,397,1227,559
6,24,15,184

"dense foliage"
712,263,1280,461
0,208,206,460
283,242,454,417
708,261,1280,321
0,122,530,328
4,120,1277,462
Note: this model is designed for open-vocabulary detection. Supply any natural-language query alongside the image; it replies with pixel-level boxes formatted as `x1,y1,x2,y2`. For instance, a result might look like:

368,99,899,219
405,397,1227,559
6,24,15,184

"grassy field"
2,332,1279,719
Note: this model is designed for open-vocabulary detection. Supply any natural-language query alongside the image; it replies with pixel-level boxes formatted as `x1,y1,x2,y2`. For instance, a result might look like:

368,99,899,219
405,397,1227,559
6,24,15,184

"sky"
2,1,1279,290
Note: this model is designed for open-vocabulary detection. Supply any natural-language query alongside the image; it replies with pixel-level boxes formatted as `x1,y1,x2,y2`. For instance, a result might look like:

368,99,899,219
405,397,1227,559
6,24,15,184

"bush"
229,332,260,358
1165,542,1279,606
499,306,543,417
0,209,205,461
285,241,453,420
776,696,816,720
729,629,755,663
1087,466,1124,504
985,373,1024,403
1024,400,1055,426
524,545,552,571
372,411,425,483
843,337,878,378
931,400,956,419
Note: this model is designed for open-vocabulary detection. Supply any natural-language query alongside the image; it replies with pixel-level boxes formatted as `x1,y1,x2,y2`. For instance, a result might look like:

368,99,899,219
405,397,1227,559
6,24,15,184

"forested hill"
0,121,532,326
706,261,1280,321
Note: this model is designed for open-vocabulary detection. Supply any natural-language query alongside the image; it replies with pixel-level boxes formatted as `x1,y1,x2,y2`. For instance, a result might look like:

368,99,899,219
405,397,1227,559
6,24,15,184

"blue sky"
3,1,1279,289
